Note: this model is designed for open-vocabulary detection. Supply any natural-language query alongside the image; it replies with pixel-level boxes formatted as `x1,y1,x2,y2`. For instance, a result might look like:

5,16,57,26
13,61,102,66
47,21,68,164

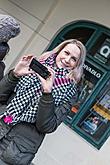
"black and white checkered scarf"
5,54,77,124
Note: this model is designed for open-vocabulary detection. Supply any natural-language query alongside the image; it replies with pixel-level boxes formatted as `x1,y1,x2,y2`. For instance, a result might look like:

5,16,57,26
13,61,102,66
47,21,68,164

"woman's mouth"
61,60,69,68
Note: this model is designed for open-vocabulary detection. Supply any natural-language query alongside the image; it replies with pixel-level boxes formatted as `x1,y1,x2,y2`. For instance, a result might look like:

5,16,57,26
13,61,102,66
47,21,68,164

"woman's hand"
37,67,55,93
13,55,35,77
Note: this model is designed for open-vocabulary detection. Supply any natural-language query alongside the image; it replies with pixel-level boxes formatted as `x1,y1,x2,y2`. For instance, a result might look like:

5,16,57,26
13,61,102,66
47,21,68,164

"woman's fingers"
14,54,37,76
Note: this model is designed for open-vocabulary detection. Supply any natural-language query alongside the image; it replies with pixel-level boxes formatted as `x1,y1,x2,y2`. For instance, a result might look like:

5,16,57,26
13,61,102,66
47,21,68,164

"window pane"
77,79,110,142
63,27,95,44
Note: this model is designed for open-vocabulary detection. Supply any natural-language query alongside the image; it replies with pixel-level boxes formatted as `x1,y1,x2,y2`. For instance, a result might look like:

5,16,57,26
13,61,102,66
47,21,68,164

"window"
63,27,95,45
75,79,110,149
89,34,110,66
66,61,104,123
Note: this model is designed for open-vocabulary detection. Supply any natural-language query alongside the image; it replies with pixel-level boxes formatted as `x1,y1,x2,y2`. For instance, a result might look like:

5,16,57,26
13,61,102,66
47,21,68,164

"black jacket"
0,71,72,165
0,61,5,81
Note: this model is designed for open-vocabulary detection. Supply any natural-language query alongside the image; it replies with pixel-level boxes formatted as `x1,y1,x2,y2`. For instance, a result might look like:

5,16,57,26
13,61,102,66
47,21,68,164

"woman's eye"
64,51,69,55
71,57,77,62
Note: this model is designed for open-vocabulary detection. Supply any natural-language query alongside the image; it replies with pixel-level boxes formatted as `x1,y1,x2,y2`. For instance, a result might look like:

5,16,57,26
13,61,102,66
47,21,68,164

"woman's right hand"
37,67,55,93
13,55,35,77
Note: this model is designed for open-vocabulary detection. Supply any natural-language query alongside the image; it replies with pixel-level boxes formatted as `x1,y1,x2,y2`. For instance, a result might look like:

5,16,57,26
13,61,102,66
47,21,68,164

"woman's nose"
65,56,71,63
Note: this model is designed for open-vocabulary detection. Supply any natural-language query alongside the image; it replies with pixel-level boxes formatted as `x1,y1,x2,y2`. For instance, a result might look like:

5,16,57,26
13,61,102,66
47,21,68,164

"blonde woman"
0,39,86,165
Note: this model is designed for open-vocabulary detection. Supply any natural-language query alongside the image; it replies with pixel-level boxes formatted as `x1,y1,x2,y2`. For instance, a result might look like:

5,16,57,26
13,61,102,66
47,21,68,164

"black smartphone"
29,58,51,79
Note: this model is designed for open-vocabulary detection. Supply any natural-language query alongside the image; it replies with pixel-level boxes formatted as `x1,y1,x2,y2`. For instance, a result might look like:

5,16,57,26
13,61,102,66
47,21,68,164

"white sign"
83,64,102,78
100,45,110,58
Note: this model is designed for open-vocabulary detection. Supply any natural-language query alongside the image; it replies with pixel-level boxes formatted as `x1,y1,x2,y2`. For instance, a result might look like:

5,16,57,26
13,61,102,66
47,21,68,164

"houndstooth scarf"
5,54,77,125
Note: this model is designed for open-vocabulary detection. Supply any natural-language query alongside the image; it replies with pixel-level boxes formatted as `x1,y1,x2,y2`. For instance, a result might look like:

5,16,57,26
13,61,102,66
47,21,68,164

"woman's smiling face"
56,43,81,70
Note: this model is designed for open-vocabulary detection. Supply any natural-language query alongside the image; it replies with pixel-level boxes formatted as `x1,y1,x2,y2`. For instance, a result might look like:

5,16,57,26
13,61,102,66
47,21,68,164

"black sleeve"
0,70,19,103
36,92,72,133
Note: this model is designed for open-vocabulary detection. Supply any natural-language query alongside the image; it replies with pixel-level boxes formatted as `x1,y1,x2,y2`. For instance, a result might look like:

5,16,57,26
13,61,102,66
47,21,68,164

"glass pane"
89,34,110,65
63,27,95,44
77,79,110,141
66,61,104,122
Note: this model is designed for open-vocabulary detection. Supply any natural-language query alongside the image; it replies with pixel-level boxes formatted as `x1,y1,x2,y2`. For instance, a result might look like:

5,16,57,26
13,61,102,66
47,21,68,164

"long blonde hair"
39,39,86,83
